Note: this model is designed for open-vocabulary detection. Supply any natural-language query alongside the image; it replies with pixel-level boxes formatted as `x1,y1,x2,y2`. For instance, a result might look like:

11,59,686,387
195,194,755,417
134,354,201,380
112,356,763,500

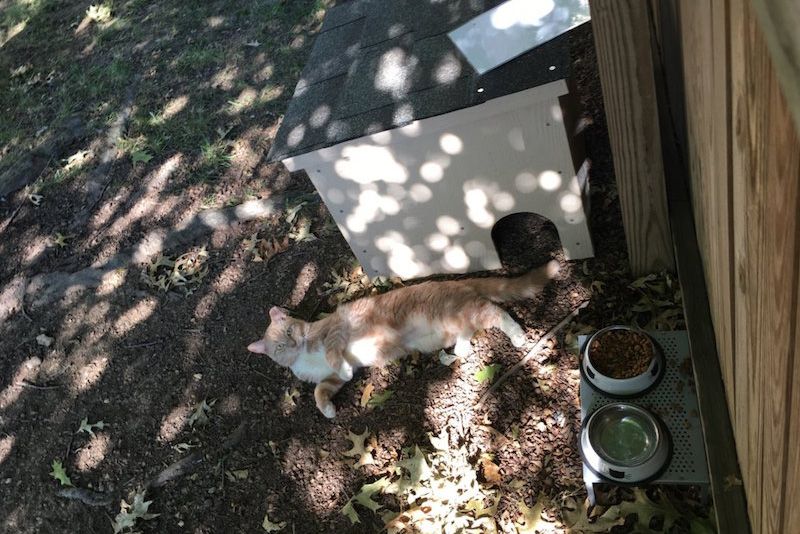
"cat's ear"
247,340,268,355
269,306,289,322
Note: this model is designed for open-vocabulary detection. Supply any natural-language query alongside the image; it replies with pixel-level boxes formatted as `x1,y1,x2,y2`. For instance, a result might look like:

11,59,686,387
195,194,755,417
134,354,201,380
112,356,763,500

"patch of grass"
194,140,231,182
173,44,224,74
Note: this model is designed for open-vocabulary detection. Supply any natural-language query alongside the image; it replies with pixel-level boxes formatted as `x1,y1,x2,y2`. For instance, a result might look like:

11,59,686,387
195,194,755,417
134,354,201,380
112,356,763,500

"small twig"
20,307,33,322
66,432,75,460
123,339,162,349
0,157,52,235
14,337,32,350
18,379,62,390
476,300,590,408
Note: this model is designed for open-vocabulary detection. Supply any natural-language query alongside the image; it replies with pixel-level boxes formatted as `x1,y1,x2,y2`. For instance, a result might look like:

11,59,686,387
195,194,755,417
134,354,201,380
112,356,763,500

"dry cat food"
589,329,654,379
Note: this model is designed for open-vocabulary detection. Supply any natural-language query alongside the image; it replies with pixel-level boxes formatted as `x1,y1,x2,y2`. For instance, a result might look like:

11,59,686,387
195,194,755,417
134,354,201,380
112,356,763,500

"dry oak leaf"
477,454,501,487
516,496,558,533
561,496,624,533
262,511,286,532
344,427,374,468
360,382,375,407
341,476,390,524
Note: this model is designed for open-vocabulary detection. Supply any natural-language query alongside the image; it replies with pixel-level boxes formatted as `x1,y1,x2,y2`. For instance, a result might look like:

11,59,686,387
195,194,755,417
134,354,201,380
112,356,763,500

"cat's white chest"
289,347,333,384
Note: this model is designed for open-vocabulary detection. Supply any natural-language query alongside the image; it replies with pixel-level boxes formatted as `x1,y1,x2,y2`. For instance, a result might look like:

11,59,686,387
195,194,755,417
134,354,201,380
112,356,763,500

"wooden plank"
589,0,674,275
650,3,750,530
749,27,800,534
730,0,763,525
677,0,736,418
660,124,752,534
750,0,800,134
783,272,800,532
730,1,800,531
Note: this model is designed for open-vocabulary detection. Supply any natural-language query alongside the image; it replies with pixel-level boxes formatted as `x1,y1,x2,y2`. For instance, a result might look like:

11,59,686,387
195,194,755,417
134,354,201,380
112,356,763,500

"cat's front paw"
317,401,337,419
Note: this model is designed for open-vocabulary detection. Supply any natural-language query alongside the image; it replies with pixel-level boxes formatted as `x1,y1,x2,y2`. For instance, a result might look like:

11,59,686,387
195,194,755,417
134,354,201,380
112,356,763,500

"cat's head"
247,306,306,366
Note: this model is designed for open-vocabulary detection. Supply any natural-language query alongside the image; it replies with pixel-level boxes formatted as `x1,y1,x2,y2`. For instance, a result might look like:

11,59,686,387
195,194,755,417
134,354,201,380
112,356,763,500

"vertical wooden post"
589,0,674,274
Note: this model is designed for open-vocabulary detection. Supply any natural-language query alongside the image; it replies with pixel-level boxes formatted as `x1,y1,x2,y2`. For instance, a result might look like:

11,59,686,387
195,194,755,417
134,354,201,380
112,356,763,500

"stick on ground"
476,300,589,408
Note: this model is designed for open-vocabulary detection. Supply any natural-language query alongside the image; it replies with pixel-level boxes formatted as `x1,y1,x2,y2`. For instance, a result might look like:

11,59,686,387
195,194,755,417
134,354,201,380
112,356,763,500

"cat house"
268,0,594,279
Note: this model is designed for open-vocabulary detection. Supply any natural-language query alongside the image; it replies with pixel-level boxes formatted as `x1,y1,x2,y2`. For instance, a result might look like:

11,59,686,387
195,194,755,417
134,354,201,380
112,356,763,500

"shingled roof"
267,0,577,162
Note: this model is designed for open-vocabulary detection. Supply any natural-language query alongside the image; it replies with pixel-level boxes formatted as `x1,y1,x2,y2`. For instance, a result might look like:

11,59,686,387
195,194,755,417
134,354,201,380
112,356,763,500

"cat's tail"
468,260,560,301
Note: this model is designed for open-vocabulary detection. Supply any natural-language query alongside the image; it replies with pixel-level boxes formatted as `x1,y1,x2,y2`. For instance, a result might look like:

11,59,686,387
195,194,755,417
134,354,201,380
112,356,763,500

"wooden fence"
592,0,800,531
675,0,800,531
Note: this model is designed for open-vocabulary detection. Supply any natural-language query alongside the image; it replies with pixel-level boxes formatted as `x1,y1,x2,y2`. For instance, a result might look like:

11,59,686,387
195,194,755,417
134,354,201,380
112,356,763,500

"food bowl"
582,325,664,397
579,402,671,483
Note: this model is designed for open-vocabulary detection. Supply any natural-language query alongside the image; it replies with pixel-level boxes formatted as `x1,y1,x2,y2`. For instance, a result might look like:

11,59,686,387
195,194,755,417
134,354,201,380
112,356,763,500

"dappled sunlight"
161,95,189,120
72,354,109,393
334,145,409,184
288,262,317,307
439,132,463,155
218,393,241,415
113,297,157,336
0,435,14,466
211,64,240,91
193,258,247,320
158,404,192,443
75,432,110,472
97,267,128,296
0,357,41,410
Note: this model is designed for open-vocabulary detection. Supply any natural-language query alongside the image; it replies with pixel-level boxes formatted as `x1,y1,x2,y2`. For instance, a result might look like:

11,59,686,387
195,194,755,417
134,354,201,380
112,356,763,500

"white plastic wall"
284,80,594,279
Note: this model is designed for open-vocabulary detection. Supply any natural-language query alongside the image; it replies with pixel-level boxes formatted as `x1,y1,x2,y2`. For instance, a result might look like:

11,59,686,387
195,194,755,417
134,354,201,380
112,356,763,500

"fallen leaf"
562,496,624,532
341,500,360,524
344,428,374,468
427,429,448,451
477,454,501,487
188,399,216,428
172,442,196,453
28,193,43,206
517,495,558,533
53,232,73,248
262,511,286,531
360,383,375,408
225,469,249,481
245,40,261,47
130,149,152,165
36,334,54,347
112,490,159,533
475,364,502,383
282,387,300,410
367,389,393,409
342,476,390,524
723,474,743,490
50,459,72,486
76,418,106,438
396,446,431,486
617,487,681,530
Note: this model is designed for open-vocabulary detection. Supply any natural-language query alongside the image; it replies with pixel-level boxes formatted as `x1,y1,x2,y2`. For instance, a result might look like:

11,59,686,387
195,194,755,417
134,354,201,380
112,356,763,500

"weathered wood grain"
650,3,751,531
730,1,800,531
750,0,800,134
678,0,735,417
784,269,800,532
589,0,674,275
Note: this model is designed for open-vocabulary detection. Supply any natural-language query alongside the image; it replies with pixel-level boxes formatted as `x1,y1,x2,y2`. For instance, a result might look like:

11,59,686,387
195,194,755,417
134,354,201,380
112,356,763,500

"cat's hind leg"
314,374,345,418
479,303,527,348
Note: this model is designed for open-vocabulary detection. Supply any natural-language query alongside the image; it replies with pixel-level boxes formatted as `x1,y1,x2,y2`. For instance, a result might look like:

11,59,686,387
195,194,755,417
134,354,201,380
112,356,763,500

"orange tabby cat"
247,261,559,418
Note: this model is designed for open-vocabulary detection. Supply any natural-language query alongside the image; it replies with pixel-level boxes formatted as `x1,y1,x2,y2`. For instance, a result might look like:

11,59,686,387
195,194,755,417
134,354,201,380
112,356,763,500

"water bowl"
579,402,671,483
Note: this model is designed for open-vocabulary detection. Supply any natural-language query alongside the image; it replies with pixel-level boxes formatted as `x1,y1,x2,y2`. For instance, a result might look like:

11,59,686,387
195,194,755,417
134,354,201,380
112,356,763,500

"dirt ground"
0,1,712,533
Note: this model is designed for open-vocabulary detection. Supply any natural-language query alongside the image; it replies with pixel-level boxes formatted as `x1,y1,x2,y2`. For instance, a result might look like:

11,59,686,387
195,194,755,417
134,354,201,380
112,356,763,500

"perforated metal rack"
579,331,710,503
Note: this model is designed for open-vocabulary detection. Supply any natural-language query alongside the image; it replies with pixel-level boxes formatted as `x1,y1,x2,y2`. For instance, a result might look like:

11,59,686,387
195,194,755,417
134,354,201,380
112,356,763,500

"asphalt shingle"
268,0,580,161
